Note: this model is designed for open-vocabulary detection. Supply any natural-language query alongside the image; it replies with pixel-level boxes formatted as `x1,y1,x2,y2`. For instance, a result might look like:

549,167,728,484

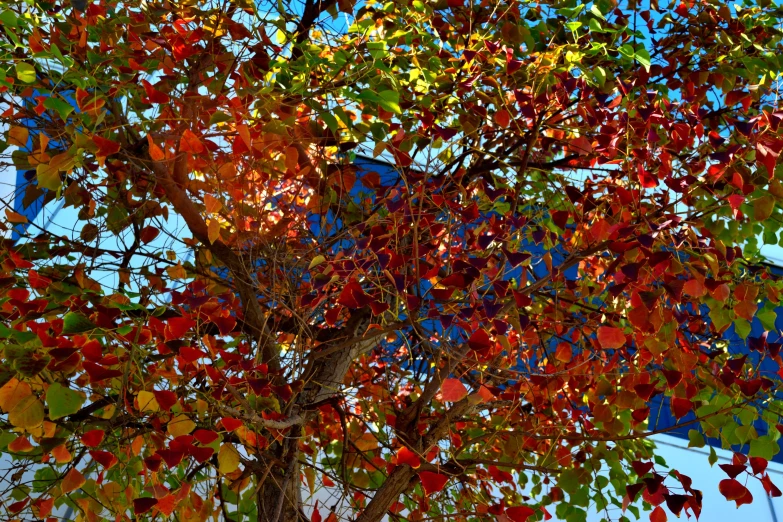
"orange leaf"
32,497,54,519
597,326,625,349
61,467,86,493
8,126,28,147
683,279,705,297
207,219,221,244
155,495,178,516
237,123,252,149
8,436,34,453
285,146,299,172
650,506,667,522
147,135,165,161
204,194,222,214
0,379,32,412
494,109,511,128
441,378,468,402
52,443,72,463
180,129,204,153
5,209,28,224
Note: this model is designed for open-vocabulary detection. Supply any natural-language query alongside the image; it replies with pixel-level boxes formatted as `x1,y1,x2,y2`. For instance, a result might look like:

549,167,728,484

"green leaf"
46,383,85,420
687,429,705,448
590,4,606,19
634,48,651,72
377,90,401,114
618,44,634,60
750,436,779,460
15,63,36,84
734,318,751,339
43,97,75,120
708,446,718,466
61,312,97,335
209,111,233,125
758,309,777,332
0,10,17,27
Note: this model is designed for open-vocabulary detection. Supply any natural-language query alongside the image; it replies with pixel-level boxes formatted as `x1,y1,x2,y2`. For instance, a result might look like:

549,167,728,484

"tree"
1,0,783,520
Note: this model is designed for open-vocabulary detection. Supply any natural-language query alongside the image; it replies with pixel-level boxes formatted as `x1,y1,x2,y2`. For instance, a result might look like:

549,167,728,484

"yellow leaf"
0,379,32,412
61,467,86,494
137,391,159,413
167,414,196,437
204,194,222,214
36,162,61,191
218,443,240,474
9,395,45,430
5,209,28,224
8,126,28,147
308,255,326,269
304,466,316,495
166,263,187,279
207,218,220,244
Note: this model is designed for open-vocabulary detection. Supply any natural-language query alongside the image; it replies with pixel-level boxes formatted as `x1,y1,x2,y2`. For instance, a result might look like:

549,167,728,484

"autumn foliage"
1,0,783,521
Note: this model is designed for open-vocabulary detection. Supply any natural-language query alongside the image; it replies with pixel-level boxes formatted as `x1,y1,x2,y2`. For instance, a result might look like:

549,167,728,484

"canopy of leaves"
1,0,783,521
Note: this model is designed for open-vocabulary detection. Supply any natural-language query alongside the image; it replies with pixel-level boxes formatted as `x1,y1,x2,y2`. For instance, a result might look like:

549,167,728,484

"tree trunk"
257,433,303,522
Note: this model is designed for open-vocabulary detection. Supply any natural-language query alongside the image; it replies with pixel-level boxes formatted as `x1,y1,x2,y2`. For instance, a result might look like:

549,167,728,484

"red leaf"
9,498,29,514
141,79,170,104
650,506,667,522
179,346,207,363
165,317,196,341
139,226,160,244
156,449,185,468
311,501,322,522
719,478,748,501
719,464,746,479
506,506,535,522
397,447,421,468
419,471,449,494
213,316,237,335
153,390,178,412
221,417,243,431
570,135,592,156
133,497,158,515
750,457,768,475
80,429,105,447
82,361,123,383
597,326,625,349
671,397,693,419
762,474,782,497
468,329,493,352
92,135,121,157
757,138,781,178
337,282,372,309
193,429,219,445
441,378,468,402
89,450,118,468
631,461,654,476
190,445,214,463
